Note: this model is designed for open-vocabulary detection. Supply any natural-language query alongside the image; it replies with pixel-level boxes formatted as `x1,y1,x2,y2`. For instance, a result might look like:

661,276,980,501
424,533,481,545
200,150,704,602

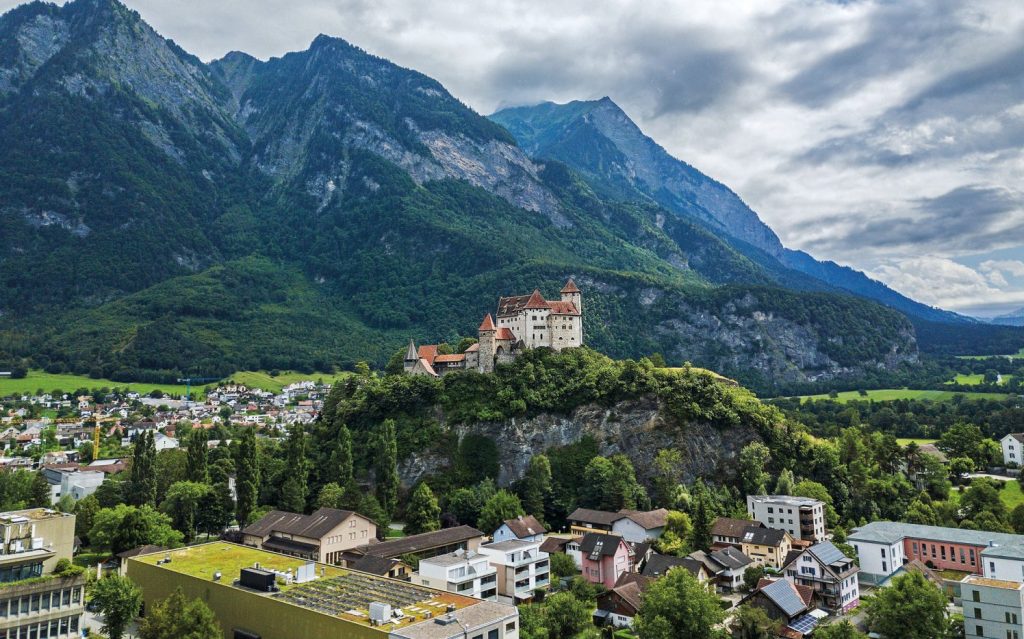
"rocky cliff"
399,395,761,489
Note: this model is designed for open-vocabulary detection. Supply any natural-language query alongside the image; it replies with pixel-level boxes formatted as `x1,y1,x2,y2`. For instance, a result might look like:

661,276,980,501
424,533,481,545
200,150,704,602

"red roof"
479,314,495,331
547,301,579,315
465,343,480,352
417,345,438,366
525,289,548,309
561,278,580,293
434,354,465,363
495,328,516,341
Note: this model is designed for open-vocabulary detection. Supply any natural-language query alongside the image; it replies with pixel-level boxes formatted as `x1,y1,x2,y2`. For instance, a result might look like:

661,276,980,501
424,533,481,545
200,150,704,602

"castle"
404,279,583,376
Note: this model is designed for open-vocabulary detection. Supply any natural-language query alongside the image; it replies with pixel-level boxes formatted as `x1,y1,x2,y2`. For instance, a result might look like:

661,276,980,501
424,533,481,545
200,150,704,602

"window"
506,622,517,632
991,561,997,575
881,548,886,558
488,630,498,639
975,626,982,637
974,607,982,619
973,590,981,602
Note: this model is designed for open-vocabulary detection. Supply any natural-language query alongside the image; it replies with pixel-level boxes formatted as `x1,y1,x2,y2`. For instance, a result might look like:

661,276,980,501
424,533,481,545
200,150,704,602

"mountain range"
0,0,1018,392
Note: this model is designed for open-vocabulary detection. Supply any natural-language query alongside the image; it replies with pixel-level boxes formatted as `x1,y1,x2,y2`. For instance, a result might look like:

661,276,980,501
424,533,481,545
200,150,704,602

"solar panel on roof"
762,580,806,617
787,614,820,634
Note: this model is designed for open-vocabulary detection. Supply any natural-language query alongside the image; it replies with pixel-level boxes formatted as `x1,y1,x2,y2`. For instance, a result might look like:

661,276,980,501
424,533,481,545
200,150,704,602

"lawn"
959,347,1024,360
999,479,1024,510
0,370,194,399
220,370,351,394
896,438,938,446
947,373,1015,386
797,388,1012,403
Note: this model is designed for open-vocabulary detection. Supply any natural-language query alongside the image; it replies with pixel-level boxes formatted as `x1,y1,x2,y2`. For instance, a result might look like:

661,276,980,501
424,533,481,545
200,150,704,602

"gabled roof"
1003,433,1024,444
641,553,691,577
546,301,580,315
561,278,580,294
755,579,811,618
501,515,546,538
495,328,517,341
525,290,548,309
540,537,570,554
464,343,480,352
618,508,669,531
568,508,620,526
479,314,495,331
741,526,788,547
433,354,465,364
712,517,762,539
709,546,752,570
580,532,630,559
354,525,485,559
417,345,438,365
243,507,357,540
349,554,404,576
602,573,653,612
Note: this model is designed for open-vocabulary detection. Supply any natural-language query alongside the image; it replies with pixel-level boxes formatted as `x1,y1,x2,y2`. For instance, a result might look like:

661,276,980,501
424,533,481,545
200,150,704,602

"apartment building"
414,549,498,601
0,509,85,639
783,541,860,613
478,540,550,602
961,575,1024,639
746,495,826,542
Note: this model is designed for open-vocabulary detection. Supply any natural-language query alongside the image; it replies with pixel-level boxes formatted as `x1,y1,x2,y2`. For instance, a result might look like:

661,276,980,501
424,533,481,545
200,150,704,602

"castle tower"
403,339,419,374
561,278,581,314
478,313,496,373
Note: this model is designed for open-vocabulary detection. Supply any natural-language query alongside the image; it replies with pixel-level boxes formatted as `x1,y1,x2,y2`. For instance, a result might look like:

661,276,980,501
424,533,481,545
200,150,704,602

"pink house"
580,533,633,589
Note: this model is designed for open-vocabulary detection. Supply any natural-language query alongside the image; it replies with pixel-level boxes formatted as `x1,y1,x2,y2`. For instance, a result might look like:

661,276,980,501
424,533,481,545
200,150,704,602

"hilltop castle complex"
405,279,583,376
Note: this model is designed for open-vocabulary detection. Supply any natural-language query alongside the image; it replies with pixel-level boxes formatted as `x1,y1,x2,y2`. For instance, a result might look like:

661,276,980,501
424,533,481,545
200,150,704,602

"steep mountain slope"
992,307,1024,327
0,0,923,392
490,99,969,325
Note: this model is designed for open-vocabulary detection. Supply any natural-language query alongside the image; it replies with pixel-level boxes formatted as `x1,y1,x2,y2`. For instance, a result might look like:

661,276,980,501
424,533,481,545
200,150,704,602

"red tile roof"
561,278,580,293
433,354,465,363
546,301,579,315
479,314,495,331
525,289,548,309
417,345,438,366
495,328,516,341
465,343,480,352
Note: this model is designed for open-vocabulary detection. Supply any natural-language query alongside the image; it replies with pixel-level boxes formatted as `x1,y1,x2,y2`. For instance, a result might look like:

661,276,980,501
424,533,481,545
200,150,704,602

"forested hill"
0,0,925,392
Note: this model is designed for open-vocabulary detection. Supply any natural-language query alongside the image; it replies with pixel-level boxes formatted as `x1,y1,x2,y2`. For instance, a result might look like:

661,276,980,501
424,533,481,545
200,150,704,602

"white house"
493,515,546,543
611,509,669,543
60,470,105,502
414,549,498,600
153,433,179,451
479,539,550,602
783,541,860,613
1002,434,1024,467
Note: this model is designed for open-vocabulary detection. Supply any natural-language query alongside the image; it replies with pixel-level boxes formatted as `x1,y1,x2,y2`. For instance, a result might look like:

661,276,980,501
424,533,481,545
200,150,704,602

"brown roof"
560,278,580,294
712,517,761,539
350,554,405,576
501,515,547,538
546,301,579,315
433,354,465,363
607,573,653,611
354,525,485,559
495,328,517,341
479,314,495,331
243,508,356,540
540,537,570,554
618,509,668,531
568,508,620,526
918,443,948,463
464,343,480,352
417,345,438,366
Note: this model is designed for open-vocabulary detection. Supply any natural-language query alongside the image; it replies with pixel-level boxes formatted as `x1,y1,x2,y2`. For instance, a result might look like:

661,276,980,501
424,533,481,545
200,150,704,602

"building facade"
0,509,84,639
961,575,1024,639
478,540,550,602
492,516,546,544
746,495,826,542
579,533,632,589
740,527,793,570
1002,434,1024,467
414,550,498,601
242,508,377,565
783,542,860,613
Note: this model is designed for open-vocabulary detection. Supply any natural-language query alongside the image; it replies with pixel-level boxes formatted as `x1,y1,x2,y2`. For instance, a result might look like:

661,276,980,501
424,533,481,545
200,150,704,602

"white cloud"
869,256,1024,310
981,259,1024,278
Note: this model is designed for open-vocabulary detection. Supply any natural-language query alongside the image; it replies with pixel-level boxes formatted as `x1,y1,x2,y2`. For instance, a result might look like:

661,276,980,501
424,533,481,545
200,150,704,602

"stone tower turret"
478,314,496,373
403,339,419,374
561,278,581,314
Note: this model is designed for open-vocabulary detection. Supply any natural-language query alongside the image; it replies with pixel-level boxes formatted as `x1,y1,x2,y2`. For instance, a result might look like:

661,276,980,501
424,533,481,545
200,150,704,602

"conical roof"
404,339,418,361
560,278,580,294
479,313,496,331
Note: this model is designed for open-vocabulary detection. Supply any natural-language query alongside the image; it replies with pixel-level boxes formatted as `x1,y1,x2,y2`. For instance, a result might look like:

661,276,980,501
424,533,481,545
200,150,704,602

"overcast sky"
6,0,1023,316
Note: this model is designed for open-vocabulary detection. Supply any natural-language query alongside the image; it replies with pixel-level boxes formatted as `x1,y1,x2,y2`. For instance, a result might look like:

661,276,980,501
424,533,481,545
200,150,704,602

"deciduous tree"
139,587,221,639
635,567,725,639
404,483,440,535
866,571,947,639
91,576,142,639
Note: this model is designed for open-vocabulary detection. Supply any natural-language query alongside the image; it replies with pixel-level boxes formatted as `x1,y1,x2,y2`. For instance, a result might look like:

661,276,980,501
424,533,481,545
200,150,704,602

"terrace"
131,542,478,631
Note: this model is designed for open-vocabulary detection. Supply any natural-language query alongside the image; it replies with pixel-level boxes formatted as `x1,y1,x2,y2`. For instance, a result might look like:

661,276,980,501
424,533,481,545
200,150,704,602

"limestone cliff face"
398,395,761,489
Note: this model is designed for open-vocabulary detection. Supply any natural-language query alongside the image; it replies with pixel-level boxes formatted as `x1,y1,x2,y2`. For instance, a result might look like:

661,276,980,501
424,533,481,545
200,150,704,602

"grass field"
1000,480,1024,510
0,370,194,398
797,388,1012,403
896,438,938,446
948,373,1016,386
959,347,1024,360
220,370,351,394
0,369,350,399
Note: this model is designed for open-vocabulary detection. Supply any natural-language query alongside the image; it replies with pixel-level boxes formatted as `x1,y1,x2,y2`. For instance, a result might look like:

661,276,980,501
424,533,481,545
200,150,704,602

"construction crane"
176,377,220,404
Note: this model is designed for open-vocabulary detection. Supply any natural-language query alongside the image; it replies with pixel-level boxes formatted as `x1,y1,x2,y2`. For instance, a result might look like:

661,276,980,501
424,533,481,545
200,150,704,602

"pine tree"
688,480,714,552
185,428,209,484
29,470,50,508
521,454,551,522
278,425,308,513
375,419,400,517
235,427,260,527
404,483,440,535
127,431,157,507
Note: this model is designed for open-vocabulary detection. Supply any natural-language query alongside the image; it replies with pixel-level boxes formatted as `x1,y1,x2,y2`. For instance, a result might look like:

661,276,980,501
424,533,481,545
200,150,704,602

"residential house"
641,553,709,584
566,507,669,543
493,515,546,543
1002,434,1024,467
741,578,814,625
579,533,633,589
848,521,1024,585
595,573,653,629
960,575,1024,639
747,495,827,542
688,546,753,592
414,549,498,601
348,555,411,580
479,539,550,602
567,508,619,537
741,526,793,570
242,508,377,564
712,517,765,549
153,433,179,451
783,541,860,613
